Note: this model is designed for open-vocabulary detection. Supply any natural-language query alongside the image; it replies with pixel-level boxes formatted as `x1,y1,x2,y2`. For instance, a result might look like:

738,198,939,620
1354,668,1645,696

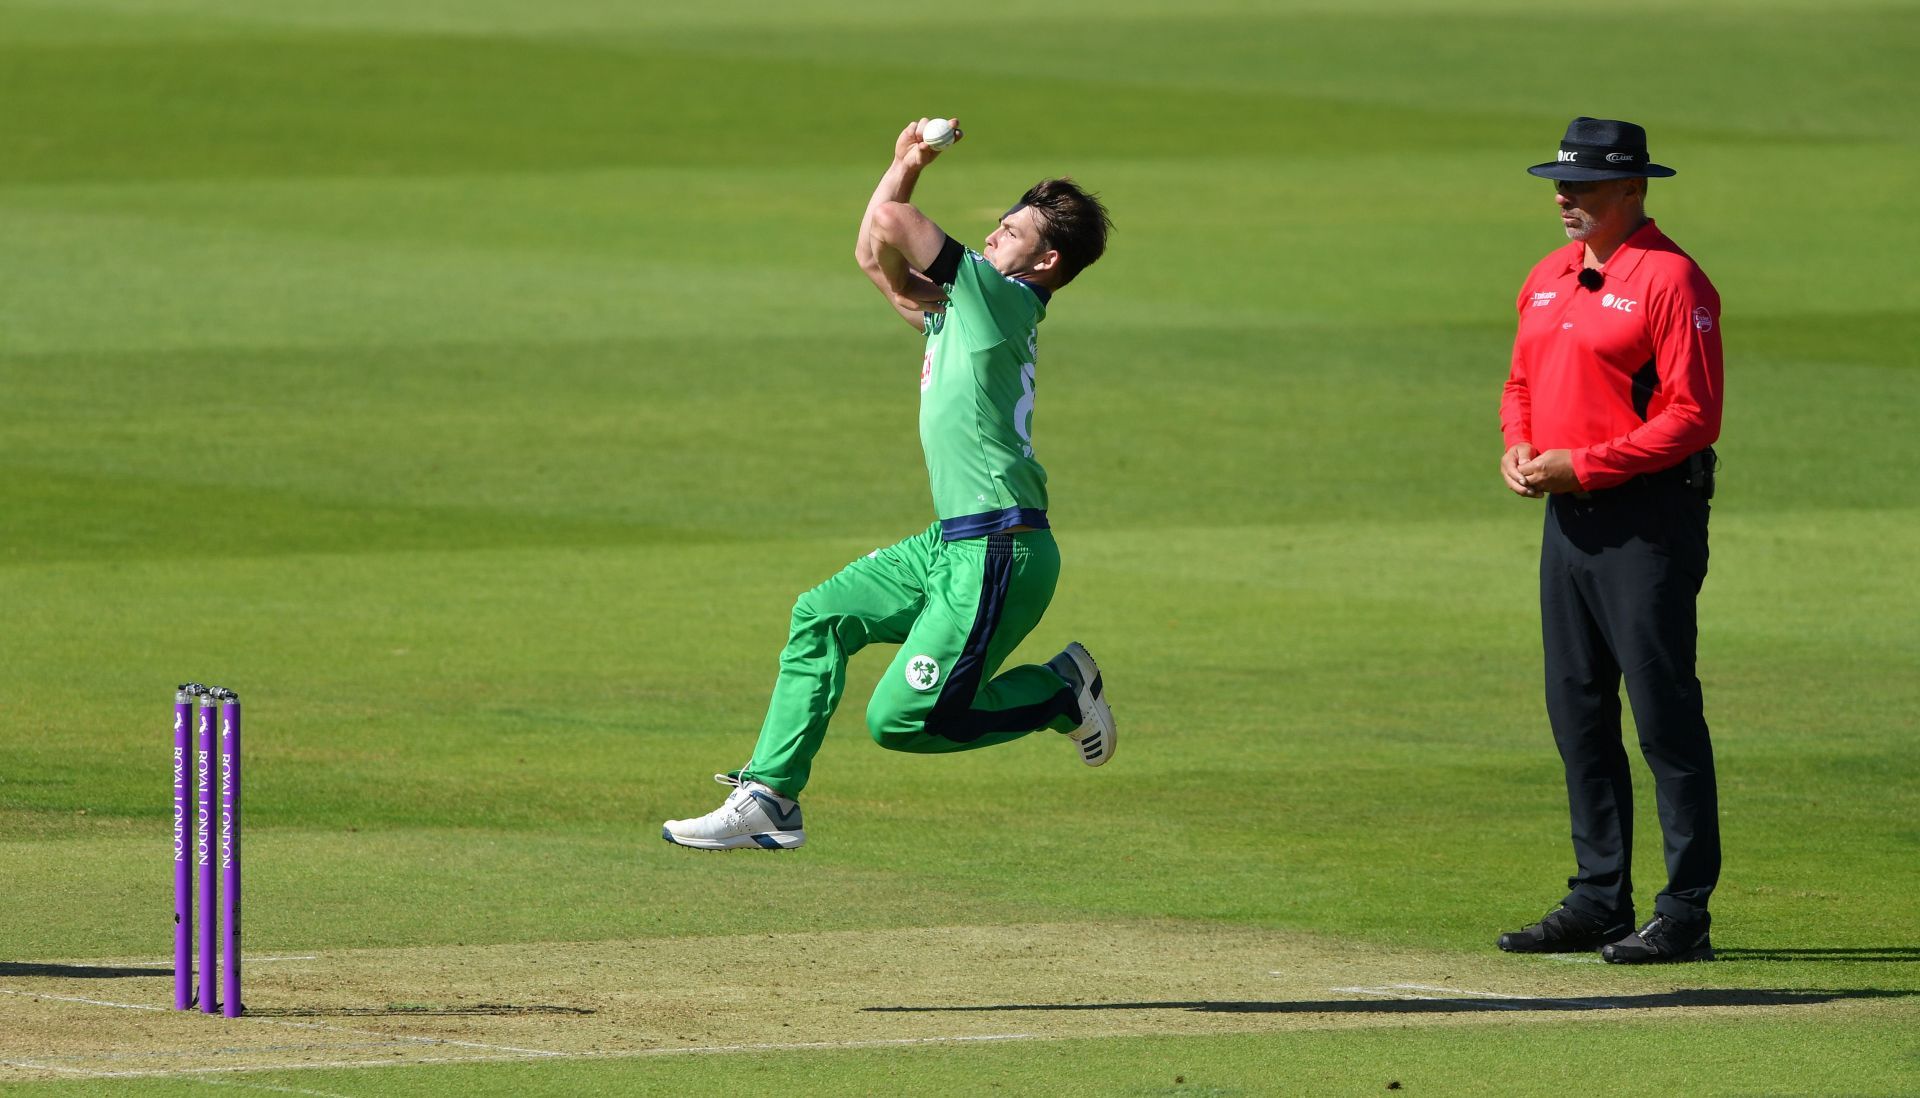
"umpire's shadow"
865,987,1917,1015
1712,947,1920,963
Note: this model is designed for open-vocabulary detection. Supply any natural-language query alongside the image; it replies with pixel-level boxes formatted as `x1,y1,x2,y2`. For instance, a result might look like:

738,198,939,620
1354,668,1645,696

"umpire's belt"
1571,447,1716,501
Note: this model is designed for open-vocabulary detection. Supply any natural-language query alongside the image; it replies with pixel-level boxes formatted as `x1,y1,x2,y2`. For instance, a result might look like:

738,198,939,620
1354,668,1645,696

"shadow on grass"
0,961,171,978
866,988,1918,1016
247,1003,596,1018
1715,947,1920,963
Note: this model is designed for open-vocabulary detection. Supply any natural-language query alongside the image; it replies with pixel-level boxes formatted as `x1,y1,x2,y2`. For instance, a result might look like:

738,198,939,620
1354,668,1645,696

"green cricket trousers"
741,522,1080,798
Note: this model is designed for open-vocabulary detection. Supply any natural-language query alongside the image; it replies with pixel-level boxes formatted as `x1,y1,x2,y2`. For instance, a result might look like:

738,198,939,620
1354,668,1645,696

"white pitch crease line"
124,956,319,965
1390,983,1615,1009
1330,985,1526,1009
1,1059,108,1077
0,1033,1047,1081
1332,984,1615,1010
21,1040,427,1064
0,989,167,1011
1393,983,1530,997
113,956,318,965
256,1017,565,1057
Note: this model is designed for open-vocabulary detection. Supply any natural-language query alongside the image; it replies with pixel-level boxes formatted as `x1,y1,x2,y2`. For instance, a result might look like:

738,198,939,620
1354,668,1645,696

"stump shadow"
0,961,172,979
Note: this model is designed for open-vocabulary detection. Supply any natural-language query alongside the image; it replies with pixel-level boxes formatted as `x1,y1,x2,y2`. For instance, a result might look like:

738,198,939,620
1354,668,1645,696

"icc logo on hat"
1528,117,1677,182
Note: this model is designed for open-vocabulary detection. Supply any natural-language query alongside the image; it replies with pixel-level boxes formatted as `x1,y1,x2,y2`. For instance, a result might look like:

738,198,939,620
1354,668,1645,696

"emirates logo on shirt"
1693,306,1714,333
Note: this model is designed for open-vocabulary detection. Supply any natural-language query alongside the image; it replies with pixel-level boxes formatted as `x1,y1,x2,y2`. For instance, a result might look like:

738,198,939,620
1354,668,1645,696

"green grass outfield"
2,0,1916,1093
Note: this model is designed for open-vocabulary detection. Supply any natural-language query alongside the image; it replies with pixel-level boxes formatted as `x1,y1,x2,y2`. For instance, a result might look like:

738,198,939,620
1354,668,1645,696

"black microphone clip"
1578,268,1604,291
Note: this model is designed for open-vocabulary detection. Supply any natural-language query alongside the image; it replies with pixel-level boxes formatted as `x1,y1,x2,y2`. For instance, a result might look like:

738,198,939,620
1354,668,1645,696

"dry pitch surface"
0,920,1893,1085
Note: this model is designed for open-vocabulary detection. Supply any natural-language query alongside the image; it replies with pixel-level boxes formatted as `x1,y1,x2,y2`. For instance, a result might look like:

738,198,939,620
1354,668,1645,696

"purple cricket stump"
219,695,243,1017
197,695,219,1014
172,689,195,1011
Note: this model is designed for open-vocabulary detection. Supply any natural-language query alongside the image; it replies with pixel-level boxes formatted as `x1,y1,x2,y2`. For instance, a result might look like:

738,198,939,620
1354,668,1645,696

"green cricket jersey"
919,236,1051,540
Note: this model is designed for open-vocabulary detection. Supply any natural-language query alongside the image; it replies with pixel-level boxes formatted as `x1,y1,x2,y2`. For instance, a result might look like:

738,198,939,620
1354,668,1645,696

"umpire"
1495,117,1724,964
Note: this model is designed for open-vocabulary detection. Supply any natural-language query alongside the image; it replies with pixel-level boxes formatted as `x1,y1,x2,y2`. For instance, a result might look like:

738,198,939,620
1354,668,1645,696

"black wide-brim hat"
1527,116,1677,181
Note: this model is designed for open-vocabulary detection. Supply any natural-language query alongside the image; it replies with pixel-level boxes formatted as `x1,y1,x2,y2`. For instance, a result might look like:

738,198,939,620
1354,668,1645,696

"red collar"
1561,218,1663,282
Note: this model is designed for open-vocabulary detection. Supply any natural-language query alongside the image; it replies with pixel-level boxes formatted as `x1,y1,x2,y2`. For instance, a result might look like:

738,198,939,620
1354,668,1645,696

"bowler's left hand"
1516,449,1580,494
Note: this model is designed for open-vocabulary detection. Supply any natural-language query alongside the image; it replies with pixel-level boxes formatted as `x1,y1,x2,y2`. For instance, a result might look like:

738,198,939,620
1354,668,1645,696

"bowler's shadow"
866,987,1916,1016
0,961,172,979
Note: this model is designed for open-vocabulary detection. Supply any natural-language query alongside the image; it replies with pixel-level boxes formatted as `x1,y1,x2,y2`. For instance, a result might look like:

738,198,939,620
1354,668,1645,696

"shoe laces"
695,785,757,827
1636,913,1708,951
707,764,796,823
1638,914,1678,944
1539,906,1602,936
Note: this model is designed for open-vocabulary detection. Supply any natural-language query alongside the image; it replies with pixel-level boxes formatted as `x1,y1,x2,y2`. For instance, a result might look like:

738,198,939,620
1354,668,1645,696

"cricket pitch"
0,919,1894,1082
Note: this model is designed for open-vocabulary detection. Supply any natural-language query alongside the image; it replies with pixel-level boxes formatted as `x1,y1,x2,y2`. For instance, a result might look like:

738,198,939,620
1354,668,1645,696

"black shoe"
1601,914,1714,964
1497,906,1632,953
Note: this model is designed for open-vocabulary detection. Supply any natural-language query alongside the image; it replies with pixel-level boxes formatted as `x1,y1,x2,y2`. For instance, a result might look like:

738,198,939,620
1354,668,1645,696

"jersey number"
1013,362,1036,458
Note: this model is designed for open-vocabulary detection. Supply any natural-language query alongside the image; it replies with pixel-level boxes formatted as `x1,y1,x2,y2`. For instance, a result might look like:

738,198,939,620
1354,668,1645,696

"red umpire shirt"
1503,219,1723,490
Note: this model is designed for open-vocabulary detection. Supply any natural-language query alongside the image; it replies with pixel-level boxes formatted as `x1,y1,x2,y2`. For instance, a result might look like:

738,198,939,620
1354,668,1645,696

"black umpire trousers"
1541,475,1719,927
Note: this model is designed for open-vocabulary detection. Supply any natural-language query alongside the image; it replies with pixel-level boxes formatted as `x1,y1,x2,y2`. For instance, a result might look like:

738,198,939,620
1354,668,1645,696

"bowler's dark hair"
1017,178,1111,286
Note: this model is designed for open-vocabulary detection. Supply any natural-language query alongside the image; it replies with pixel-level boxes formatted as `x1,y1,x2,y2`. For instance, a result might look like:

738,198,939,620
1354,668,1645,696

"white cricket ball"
922,118,956,150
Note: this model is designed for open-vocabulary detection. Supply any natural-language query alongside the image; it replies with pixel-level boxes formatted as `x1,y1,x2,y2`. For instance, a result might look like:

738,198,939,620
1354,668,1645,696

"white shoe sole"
1060,642,1115,767
661,826,805,850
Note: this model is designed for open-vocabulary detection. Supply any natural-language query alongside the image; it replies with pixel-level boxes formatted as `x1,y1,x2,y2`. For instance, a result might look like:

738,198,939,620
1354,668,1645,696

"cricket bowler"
663,119,1116,850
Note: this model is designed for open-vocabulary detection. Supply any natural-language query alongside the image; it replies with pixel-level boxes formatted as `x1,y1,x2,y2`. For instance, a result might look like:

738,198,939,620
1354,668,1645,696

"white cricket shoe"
662,779,805,850
1048,642,1115,767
